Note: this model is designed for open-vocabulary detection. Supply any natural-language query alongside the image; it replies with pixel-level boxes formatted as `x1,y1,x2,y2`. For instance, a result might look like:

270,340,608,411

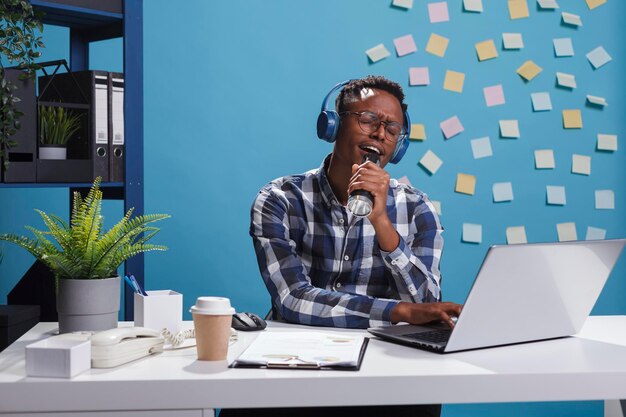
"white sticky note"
431,200,442,216
553,38,574,57
562,12,582,26
392,0,414,9
493,182,514,202
464,0,483,12
471,136,493,159
586,227,606,241
535,149,555,169
587,95,607,107
397,176,412,186
557,222,577,242
537,0,559,9
572,154,591,175
531,92,552,111
419,150,443,174
595,190,615,209
547,185,566,205
499,120,520,138
586,46,612,69
462,223,482,244
556,72,576,89
366,44,391,62
506,226,528,244
502,33,524,49
597,134,618,151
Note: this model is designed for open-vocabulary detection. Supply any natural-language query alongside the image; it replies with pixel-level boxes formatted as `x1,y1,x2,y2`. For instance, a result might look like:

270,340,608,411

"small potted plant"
38,105,82,160
0,177,170,333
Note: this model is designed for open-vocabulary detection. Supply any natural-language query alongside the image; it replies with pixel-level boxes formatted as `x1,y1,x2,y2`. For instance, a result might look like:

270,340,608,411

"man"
226,76,461,417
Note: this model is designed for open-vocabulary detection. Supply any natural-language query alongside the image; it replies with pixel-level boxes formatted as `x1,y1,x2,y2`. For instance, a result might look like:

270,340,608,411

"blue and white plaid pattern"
250,155,444,329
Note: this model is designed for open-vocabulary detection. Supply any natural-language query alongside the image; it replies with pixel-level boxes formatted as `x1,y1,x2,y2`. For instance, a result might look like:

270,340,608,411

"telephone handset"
90,327,164,368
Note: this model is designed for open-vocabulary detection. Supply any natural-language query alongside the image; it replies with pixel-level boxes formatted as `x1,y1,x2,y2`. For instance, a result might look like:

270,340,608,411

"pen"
130,274,147,296
124,275,139,294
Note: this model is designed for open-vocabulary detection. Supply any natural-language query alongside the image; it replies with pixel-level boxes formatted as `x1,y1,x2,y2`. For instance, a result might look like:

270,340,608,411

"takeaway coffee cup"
190,297,236,361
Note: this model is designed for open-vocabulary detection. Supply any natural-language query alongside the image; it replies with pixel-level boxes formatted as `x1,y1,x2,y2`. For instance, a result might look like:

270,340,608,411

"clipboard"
230,332,369,371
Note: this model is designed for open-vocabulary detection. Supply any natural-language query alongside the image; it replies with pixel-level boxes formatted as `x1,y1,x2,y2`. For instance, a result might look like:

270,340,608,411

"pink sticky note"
483,84,505,107
394,34,417,57
409,67,430,86
440,116,464,139
428,2,450,23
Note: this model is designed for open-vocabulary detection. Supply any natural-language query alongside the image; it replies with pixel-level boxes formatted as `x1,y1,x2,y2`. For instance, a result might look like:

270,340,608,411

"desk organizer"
26,337,91,378
134,290,182,333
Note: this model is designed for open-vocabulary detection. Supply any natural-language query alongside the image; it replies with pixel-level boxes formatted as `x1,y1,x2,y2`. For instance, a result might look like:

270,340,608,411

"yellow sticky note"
475,40,498,61
508,0,529,19
516,60,542,81
443,70,465,93
563,109,583,129
586,0,606,10
426,33,449,57
409,124,426,141
455,173,476,195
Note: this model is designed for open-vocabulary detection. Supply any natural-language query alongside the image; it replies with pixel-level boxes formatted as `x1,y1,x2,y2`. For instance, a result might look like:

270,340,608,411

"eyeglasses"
340,111,406,142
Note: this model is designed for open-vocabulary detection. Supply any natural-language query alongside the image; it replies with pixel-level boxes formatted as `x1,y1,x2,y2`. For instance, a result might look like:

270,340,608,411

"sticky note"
484,85,505,107
444,70,465,93
586,46,612,69
366,44,391,62
586,227,606,241
587,95,607,107
493,182,514,202
394,34,417,57
471,136,492,159
508,0,529,19
440,116,464,139
547,186,566,205
428,2,450,23
506,226,528,244
597,134,617,151
426,33,449,57
557,222,577,242
531,92,552,112
517,60,542,81
537,0,559,9
502,33,524,49
463,0,483,12
398,176,412,186
476,39,498,61
409,67,430,86
556,72,576,89
431,200,442,216
563,109,582,129
456,173,476,195
392,0,414,9
419,150,443,174
562,12,582,26
409,124,426,141
572,154,591,175
535,149,555,169
595,190,615,209
499,120,520,138
586,0,606,10
462,223,482,243
553,38,574,57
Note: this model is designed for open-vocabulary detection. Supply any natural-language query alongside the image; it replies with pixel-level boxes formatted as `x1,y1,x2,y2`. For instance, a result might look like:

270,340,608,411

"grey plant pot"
57,276,121,334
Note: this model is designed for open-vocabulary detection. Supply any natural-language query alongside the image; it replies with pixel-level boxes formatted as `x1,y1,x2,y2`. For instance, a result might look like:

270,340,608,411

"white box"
26,337,91,378
134,290,182,333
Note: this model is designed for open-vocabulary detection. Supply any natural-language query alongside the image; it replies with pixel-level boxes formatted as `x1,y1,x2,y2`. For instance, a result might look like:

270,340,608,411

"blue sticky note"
553,38,574,57
586,46,612,69
547,186,566,205
493,182,514,202
531,92,552,111
586,227,607,241
462,223,482,244
595,190,615,209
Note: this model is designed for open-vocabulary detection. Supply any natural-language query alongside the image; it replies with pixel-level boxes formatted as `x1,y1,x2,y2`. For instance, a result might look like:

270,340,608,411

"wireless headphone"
316,80,411,164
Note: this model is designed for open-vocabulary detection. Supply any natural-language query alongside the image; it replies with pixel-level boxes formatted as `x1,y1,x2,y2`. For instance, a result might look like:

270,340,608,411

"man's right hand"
391,302,463,328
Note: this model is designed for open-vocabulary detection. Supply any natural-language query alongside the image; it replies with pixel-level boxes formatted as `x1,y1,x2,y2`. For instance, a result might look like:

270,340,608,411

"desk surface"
1,316,626,413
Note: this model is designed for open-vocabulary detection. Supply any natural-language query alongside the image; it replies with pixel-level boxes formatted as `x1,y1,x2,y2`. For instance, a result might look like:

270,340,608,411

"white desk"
1,316,626,416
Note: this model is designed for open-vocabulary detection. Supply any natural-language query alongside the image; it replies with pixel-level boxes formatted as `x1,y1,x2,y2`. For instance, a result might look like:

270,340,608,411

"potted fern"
0,177,170,333
38,105,82,160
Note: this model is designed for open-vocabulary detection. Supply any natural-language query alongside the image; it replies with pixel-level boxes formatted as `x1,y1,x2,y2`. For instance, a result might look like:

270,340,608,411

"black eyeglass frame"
339,111,407,142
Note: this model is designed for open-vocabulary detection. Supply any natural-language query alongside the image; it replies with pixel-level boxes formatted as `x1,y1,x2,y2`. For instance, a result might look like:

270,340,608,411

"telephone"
90,327,164,369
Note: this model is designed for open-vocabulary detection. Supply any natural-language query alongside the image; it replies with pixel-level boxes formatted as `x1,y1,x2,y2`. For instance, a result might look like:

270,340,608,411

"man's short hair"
335,75,408,116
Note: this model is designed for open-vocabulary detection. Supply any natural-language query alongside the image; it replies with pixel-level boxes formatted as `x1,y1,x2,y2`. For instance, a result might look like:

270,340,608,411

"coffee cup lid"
190,296,236,315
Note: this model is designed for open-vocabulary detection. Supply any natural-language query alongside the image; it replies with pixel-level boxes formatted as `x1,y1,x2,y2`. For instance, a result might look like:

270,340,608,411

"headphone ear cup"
316,110,340,143
389,137,409,164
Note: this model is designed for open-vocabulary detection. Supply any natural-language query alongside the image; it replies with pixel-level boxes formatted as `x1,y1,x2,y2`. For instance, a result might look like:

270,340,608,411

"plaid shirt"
250,155,443,329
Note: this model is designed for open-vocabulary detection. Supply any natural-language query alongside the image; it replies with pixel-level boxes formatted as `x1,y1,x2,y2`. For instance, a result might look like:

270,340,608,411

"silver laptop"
368,239,626,353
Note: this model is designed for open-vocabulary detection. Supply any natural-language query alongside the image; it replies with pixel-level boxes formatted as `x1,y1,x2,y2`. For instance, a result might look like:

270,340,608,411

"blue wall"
2,2,624,416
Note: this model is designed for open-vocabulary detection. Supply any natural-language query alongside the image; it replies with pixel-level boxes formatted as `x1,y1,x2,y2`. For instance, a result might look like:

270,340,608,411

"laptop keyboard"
405,329,451,344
